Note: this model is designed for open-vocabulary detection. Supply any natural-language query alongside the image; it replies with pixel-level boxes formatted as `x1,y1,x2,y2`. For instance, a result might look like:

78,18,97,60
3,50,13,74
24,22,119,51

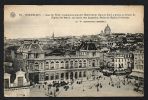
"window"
50,74,54,80
55,73,59,80
70,61,73,68
29,63,33,71
40,63,43,69
50,62,54,69
79,72,82,77
74,61,78,68
65,61,69,69
45,74,49,80
121,63,123,67
92,52,96,56
75,72,78,79
61,73,64,79
45,62,49,70
34,62,39,70
83,60,87,67
34,53,39,58
83,71,86,77
92,60,95,67
61,61,64,69
79,60,82,68
66,72,69,79
56,61,59,69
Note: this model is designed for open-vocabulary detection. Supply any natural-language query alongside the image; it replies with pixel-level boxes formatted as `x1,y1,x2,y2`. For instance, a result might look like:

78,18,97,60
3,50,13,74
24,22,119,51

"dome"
104,24,111,31
104,24,111,34
29,44,43,53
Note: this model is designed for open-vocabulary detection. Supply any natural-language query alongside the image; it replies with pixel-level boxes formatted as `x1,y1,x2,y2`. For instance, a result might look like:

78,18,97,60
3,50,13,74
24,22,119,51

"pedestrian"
97,86,99,92
100,83,102,88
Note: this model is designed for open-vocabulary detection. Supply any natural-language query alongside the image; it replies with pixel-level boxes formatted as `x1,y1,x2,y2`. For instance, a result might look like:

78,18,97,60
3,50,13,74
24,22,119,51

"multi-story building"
130,48,144,79
16,40,101,84
113,51,134,70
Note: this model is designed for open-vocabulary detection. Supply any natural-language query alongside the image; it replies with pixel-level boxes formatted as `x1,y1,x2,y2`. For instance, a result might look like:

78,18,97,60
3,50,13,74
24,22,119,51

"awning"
129,72,144,78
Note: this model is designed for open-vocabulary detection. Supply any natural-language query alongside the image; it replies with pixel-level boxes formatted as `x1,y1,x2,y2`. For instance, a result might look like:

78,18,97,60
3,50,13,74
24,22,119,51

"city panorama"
4,24,144,97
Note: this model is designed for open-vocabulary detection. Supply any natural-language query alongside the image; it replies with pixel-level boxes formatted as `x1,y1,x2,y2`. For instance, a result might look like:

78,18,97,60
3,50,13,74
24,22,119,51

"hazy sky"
4,5,144,39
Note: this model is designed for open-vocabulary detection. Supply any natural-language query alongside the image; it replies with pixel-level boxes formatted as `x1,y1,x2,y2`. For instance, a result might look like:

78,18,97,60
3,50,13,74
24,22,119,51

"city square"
29,73,143,97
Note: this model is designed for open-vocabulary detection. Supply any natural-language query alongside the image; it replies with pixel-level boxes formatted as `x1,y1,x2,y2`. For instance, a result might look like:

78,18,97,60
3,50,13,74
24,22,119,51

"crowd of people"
31,73,143,97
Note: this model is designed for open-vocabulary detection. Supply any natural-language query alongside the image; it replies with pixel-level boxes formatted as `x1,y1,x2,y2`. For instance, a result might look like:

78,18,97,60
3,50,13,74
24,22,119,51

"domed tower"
104,24,111,35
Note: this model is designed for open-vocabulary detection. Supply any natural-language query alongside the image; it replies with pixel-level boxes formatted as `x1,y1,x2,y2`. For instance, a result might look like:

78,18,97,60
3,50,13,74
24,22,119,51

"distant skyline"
4,5,144,39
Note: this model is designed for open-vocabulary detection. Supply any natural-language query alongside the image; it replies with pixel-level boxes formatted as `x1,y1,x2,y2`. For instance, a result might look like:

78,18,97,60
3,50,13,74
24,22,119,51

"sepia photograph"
4,5,144,97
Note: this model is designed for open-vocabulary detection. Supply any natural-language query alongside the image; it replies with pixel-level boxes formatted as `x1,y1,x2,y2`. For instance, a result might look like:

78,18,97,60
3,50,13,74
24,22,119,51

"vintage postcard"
4,5,144,97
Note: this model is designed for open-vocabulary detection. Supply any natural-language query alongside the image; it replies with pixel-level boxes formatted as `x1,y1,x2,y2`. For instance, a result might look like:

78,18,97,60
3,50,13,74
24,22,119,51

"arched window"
70,61,73,68
50,61,54,69
61,61,64,69
45,74,49,80
40,62,43,69
74,61,78,68
83,60,87,68
92,60,95,67
79,60,82,68
45,62,49,70
34,62,39,71
29,63,33,71
65,61,69,69
56,61,59,69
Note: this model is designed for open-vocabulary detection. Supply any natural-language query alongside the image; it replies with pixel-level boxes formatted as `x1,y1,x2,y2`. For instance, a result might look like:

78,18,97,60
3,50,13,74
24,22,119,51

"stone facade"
113,52,134,70
17,40,101,83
